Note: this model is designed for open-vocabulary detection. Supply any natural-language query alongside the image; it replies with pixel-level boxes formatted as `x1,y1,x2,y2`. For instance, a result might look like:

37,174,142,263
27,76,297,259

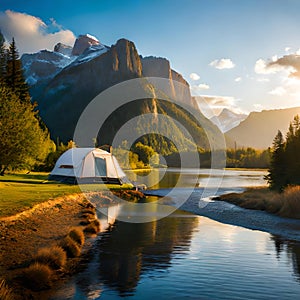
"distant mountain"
226,107,300,149
21,34,222,153
210,108,247,132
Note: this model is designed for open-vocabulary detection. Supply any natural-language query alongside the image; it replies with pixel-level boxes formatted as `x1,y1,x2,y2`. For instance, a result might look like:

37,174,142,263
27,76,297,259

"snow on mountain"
210,108,247,132
70,44,109,66
54,42,73,56
71,34,101,56
21,33,111,85
21,50,74,84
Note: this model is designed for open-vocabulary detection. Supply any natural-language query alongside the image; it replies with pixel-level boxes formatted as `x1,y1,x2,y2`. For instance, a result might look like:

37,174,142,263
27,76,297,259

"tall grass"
276,186,300,218
68,228,85,246
33,246,67,269
0,279,14,300
22,263,53,291
60,236,81,257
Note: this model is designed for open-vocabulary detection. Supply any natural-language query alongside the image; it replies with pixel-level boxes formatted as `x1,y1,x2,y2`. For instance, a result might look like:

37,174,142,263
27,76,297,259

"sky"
1,0,300,117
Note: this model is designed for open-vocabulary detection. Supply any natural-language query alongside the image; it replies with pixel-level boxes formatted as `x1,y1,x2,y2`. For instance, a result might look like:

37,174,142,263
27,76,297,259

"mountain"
210,108,247,132
226,107,300,149
21,34,222,153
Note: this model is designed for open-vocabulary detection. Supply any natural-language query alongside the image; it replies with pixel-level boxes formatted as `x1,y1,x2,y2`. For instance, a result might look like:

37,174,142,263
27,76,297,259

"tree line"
266,115,300,191
0,33,75,174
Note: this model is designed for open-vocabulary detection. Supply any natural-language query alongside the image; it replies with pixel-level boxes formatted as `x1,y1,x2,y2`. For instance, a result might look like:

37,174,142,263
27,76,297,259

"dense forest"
266,115,300,191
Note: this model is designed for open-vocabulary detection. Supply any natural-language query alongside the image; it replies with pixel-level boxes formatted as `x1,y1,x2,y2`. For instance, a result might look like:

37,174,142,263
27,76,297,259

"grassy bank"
0,172,133,217
217,186,300,219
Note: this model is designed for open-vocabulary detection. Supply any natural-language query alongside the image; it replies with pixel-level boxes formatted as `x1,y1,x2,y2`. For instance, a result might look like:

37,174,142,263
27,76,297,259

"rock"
72,34,100,56
54,42,73,56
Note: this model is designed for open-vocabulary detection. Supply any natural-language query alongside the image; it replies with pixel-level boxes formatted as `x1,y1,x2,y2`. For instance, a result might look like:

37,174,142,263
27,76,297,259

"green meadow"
0,172,133,217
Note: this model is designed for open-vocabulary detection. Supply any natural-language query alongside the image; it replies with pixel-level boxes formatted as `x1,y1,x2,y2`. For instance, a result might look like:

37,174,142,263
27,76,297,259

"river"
51,169,300,299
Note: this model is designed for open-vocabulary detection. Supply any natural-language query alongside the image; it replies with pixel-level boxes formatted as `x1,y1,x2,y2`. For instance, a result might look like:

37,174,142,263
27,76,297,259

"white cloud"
197,83,210,90
194,94,244,118
254,59,278,74
269,86,287,96
0,10,76,54
189,72,200,81
253,103,264,111
209,58,235,69
234,77,242,82
257,77,270,82
285,47,291,52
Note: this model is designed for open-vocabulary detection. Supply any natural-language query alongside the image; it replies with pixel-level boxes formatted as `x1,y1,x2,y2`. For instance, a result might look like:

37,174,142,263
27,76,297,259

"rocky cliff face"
141,56,192,106
71,34,101,56
54,42,73,56
22,35,209,146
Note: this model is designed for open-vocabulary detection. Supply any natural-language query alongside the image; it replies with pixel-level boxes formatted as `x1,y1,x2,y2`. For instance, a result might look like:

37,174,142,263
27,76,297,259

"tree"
266,130,286,191
0,31,7,79
5,38,30,103
0,84,52,174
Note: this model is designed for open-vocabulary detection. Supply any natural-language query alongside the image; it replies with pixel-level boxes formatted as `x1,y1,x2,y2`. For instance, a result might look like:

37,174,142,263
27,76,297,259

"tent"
49,148,129,184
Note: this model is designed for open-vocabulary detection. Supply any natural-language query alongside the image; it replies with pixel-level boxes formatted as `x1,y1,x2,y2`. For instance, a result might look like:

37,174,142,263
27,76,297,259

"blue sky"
1,0,300,116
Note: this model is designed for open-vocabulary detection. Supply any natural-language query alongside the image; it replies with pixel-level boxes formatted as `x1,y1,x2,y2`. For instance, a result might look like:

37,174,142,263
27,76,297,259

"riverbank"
0,188,145,299
215,186,300,219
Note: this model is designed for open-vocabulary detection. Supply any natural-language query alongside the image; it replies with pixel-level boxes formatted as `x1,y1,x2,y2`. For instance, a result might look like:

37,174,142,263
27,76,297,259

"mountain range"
22,34,222,153
226,107,300,149
210,108,247,132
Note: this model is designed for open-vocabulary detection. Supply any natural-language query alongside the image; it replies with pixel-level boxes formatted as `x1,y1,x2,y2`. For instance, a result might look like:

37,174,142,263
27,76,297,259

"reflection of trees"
97,213,199,296
271,235,300,281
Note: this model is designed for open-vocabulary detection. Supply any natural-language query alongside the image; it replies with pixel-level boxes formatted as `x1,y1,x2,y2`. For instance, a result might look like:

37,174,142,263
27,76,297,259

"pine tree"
266,130,286,191
5,38,30,103
0,31,7,80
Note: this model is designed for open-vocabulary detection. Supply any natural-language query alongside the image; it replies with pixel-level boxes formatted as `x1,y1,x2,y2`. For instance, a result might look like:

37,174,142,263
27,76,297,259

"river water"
51,169,300,299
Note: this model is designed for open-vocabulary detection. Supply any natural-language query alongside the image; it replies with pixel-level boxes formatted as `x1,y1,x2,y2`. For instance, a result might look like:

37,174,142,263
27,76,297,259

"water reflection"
95,212,199,296
271,235,300,282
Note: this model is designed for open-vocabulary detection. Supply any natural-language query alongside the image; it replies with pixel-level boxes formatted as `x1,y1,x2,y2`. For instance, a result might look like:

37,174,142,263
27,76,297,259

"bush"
60,236,81,258
34,246,67,269
22,263,53,291
0,279,14,300
68,228,85,246
278,186,300,218
84,219,101,234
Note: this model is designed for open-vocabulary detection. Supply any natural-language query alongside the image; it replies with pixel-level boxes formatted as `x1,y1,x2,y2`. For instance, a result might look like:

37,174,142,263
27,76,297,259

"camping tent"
49,148,129,184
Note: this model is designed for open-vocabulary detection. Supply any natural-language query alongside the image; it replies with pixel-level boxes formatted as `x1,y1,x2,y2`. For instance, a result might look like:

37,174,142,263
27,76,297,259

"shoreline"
0,192,117,299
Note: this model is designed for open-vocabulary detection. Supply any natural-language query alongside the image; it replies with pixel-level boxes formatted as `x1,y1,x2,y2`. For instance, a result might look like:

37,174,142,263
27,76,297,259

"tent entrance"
95,157,107,177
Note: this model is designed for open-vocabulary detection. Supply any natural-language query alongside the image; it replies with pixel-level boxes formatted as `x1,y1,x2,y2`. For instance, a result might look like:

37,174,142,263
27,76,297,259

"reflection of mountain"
96,212,199,296
271,235,300,282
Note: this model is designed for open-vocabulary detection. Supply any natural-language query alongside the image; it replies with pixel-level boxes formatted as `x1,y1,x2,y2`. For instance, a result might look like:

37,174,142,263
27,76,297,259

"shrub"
22,263,53,291
0,279,14,300
34,246,67,269
68,228,85,246
60,236,81,258
84,219,101,234
278,186,300,218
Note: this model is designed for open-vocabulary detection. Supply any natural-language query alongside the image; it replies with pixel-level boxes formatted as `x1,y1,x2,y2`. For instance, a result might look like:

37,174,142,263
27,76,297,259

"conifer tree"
266,130,286,191
0,31,7,79
5,38,30,102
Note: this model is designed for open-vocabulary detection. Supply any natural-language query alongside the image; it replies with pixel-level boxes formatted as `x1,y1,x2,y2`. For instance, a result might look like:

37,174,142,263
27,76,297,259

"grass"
60,236,82,258
68,228,85,246
0,279,14,300
33,246,67,270
21,263,53,291
218,185,300,219
0,172,134,217
84,219,101,234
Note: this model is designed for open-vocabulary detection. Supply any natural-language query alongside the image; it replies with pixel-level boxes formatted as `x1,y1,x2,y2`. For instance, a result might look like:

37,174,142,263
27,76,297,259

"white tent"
49,148,129,184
